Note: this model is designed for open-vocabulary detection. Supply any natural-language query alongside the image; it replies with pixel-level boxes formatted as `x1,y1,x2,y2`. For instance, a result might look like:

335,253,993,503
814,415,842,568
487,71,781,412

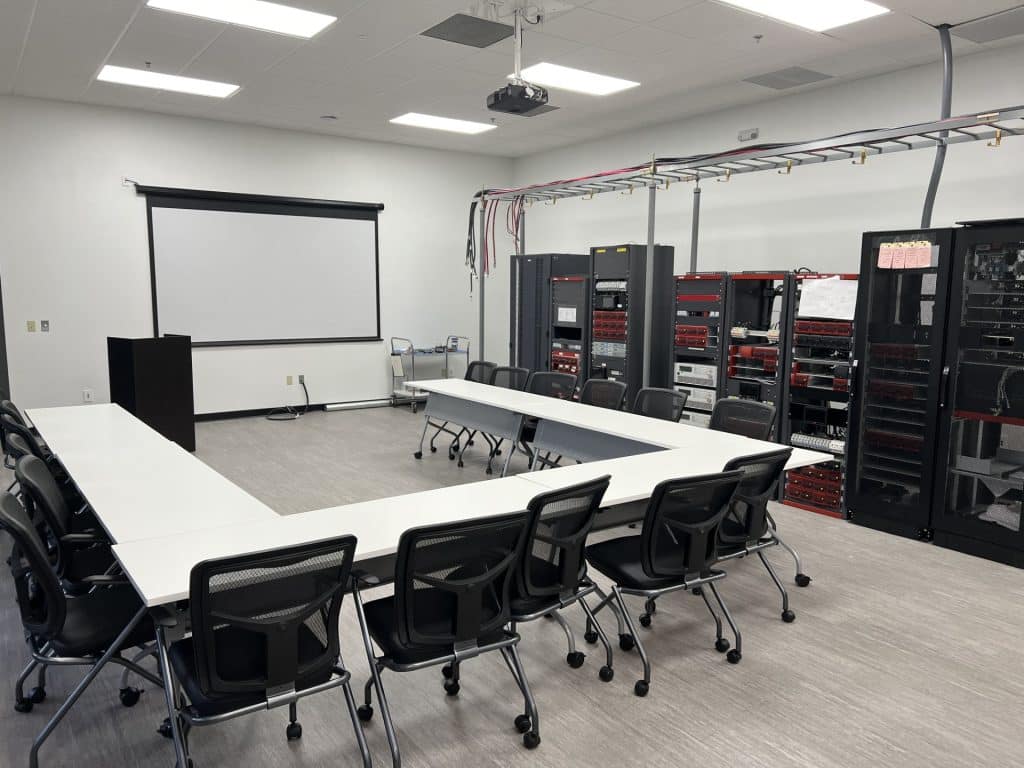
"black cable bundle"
267,379,310,421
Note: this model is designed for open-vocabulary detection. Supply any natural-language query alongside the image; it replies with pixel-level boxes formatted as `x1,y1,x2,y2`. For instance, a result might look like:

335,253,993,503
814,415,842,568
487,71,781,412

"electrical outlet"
26,320,36,332
40,320,50,332
286,375,293,385
82,388,93,403
298,374,305,384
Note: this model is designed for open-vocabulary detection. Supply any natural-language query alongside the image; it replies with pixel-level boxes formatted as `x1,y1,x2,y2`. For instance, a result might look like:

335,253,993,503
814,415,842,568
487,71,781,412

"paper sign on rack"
797,276,858,320
878,243,894,269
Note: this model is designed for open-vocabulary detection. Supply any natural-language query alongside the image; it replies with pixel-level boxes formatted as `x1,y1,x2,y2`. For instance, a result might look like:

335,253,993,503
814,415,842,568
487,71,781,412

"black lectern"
107,336,195,451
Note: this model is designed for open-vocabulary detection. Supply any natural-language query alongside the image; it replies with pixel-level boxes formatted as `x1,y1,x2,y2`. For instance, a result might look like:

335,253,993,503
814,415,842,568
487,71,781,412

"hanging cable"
267,379,310,421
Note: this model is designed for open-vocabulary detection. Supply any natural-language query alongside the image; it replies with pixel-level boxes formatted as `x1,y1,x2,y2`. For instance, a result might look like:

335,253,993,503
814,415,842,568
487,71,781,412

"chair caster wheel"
599,666,614,682
485,467,493,475
566,651,585,669
444,680,460,696
175,759,194,768
639,614,652,628
414,451,423,459
514,714,532,733
781,609,796,623
691,587,703,596
457,461,464,468
796,574,812,588
430,446,437,453
634,680,649,697
119,687,140,707
618,634,635,652
468,439,475,446
727,649,742,664
29,687,46,705
14,698,33,713
496,449,502,456
286,722,302,741
442,664,453,679
715,638,731,653
158,718,174,739
523,731,541,749
357,705,373,722
583,630,599,645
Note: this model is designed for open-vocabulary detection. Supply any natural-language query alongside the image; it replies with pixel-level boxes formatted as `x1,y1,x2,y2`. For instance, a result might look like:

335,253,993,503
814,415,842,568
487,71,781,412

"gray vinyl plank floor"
2,406,1023,767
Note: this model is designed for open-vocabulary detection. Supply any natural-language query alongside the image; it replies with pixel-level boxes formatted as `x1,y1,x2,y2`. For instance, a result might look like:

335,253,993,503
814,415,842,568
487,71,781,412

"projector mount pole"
512,7,523,84
920,23,953,228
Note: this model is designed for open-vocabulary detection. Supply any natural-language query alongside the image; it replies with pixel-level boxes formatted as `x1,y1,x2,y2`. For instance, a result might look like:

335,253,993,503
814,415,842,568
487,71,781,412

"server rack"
846,228,954,540
932,220,1024,566
509,253,590,376
590,244,675,405
671,273,728,428
722,272,796,436
781,273,858,518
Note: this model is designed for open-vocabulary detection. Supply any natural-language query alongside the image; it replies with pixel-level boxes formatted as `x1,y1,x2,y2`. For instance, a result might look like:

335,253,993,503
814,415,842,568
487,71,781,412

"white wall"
0,96,513,413
508,42,1024,287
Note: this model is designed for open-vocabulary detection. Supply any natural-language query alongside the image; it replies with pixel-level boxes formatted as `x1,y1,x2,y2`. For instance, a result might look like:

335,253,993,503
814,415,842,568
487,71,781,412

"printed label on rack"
890,244,907,270
557,306,577,323
906,241,932,269
878,243,894,269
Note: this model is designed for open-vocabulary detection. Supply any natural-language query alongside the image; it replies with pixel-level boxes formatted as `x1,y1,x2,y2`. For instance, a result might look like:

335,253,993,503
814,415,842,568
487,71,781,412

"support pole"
921,24,953,229
478,200,487,361
643,184,656,388
689,184,701,273
511,204,526,366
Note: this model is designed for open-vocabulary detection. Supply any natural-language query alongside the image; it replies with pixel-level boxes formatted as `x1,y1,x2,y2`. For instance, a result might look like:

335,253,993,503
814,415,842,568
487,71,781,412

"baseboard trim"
195,404,327,422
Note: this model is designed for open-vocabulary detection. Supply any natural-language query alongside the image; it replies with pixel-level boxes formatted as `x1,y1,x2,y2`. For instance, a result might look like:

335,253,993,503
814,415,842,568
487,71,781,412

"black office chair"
716,448,810,607
4,433,34,493
580,378,627,411
632,387,688,422
15,455,111,587
1,412,49,464
519,371,578,467
584,470,745,696
709,398,777,441
353,511,541,763
418,360,498,463
162,536,370,768
509,477,615,694
0,492,159,768
0,400,28,470
480,366,531,474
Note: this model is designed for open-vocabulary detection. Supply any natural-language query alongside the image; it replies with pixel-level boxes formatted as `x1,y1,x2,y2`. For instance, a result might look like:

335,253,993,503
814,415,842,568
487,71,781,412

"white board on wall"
149,204,380,345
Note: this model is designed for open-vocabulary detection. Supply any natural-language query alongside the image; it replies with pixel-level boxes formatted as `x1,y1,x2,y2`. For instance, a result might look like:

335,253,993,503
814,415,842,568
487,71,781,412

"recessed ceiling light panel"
146,0,336,39
97,65,240,97
514,63,639,96
389,113,497,135
715,0,889,32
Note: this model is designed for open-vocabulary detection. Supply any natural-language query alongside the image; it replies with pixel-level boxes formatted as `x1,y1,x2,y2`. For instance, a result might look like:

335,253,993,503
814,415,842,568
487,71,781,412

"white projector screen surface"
151,206,379,344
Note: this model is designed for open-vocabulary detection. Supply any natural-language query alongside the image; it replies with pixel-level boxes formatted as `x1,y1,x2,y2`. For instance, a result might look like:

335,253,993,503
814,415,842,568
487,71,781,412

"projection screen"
142,188,383,346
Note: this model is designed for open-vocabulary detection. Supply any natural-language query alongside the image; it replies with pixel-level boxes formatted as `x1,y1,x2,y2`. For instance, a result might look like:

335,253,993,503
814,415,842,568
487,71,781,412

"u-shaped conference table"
24,383,827,765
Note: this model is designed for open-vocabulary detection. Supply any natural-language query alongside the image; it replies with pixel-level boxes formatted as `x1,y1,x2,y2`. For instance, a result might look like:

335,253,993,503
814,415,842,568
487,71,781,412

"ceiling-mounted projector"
486,7,558,117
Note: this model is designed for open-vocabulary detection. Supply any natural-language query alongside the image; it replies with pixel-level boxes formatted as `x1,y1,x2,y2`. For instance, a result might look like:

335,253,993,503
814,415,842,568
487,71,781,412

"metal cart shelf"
390,336,470,413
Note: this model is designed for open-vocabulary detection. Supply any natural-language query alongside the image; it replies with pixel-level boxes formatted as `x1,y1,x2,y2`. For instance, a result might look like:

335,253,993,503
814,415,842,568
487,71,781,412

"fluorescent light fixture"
514,63,639,96
97,65,240,98
390,113,496,135
715,0,889,32
146,0,336,39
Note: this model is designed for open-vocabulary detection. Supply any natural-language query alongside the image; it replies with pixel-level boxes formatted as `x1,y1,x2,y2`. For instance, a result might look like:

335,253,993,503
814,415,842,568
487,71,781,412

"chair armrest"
78,573,129,586
351,571,381,589
61,532,109,546
150,606,179,629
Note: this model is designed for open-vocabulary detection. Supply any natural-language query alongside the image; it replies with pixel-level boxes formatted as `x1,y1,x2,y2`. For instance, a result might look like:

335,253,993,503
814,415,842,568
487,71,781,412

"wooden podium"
107,335,195,451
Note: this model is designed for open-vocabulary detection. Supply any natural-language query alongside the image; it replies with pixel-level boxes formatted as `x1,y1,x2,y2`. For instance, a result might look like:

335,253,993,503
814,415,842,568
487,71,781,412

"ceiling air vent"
952,6,1024,43
421,13,514,48
744,66,833,90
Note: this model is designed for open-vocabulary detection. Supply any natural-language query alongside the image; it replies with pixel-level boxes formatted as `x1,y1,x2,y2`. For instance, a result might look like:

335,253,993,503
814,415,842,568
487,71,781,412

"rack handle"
938,365,951,409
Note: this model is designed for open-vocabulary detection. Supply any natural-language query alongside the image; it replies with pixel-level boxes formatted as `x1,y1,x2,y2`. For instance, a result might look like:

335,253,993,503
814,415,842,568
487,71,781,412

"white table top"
28,404,278,543
113,476,545,607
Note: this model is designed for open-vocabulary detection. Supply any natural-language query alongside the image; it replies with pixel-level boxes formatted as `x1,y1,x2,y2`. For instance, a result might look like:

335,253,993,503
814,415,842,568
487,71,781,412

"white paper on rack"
797,276,858,320
557,306,577,323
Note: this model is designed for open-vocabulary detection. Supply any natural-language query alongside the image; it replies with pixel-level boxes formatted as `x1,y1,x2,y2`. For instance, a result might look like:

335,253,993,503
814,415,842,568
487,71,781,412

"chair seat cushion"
362,592,511,666
52,585,154,656
585,536,690,591
168,625,333,718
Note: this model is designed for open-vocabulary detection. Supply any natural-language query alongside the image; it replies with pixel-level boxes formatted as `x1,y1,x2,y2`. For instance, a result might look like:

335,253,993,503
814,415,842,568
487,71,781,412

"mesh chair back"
490,366,530,391
519,476,610,603
0,492,66,638
395,511,529,649
16,455,73,539
580,379,627,410
709,399,776,440
465,361,498,384
525,371,577,400
721,448,792,543
1,414,46,460
189,536,356,697
633,387,687,422
640,470,744,579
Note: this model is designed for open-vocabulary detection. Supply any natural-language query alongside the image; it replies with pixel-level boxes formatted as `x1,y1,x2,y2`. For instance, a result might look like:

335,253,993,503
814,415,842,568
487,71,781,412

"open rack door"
932,221,1024,567
845,228,955,539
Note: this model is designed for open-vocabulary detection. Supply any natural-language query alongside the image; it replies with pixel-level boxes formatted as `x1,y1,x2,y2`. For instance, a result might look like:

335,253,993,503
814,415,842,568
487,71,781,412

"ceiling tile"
881,1,1023,26
537,7,637,46
108,7,224,74
583,0,703,23
182,25,302,82
0,1,35,93
597,24,693,56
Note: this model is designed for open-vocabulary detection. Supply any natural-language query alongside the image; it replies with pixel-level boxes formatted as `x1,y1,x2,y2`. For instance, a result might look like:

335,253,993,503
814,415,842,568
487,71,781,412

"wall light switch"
40,320,50,332
26,320,36,332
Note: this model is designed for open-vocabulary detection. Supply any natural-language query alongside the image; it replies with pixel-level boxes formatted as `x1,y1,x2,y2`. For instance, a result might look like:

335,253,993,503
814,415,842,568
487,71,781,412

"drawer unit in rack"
674,385,716,411
679,410,711,428
674,362,718,388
